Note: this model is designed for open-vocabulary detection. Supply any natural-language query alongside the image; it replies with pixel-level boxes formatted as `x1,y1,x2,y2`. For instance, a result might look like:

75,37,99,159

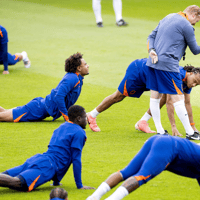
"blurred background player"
135,65,200,137
92,0,128,27
86,134,200,200
0,25,30,74
0,52,89,122
50,188,68,200
87,58,200,139
0,105,94,191
146,5,200,139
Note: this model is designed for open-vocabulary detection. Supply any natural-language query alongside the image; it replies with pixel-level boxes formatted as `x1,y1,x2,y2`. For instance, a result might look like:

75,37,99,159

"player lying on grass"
0,25,31,74
0,105,94,191
135,65,200,136
87,58,200,139
0,52,89,122
50,188,68,200
87,134,200,200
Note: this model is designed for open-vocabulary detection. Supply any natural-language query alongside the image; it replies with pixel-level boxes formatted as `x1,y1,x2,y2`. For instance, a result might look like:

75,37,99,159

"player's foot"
97,22,103,27
135,120,156,133
22,51,31,68
116,19,128,26
87,113,101,132
186,132,200,140
157,130,169,135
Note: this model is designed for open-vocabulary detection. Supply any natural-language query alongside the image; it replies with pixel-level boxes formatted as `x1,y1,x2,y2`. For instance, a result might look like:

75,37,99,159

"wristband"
190,123,195,125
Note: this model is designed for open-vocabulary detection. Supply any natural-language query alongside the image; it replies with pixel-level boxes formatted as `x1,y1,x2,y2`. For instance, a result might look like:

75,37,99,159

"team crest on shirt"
130,90,136,95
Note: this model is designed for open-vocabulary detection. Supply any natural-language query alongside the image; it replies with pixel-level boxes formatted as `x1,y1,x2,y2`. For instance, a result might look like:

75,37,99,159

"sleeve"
147,23,160,51
54,76,78,120
183,25,200,55
71,131,86,151
71,148,83,189
0,43,8,71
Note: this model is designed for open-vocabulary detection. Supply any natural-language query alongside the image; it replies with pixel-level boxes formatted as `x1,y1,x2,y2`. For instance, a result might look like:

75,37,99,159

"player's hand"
80,186,95,190
149,49,158,64
191,125,199,133
3,70,9,74
172,127,182,136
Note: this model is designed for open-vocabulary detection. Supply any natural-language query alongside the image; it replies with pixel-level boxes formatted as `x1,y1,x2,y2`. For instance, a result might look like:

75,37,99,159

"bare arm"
184,93,199,132
166,95,182,136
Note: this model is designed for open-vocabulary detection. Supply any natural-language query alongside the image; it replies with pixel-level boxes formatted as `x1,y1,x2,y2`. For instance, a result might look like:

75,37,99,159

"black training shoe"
97,22,103,27
157,130,169,135
116,19,128,26
186,132,200,140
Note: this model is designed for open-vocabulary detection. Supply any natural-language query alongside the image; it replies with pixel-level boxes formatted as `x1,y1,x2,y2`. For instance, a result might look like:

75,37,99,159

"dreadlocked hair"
65,52,83,73
50,188,68,199
184,64,200,74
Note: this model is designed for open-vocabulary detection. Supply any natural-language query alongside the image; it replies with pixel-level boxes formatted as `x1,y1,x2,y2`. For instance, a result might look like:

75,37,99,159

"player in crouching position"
135,65,200,136
87,58,200,139
0,25,30,74
0,105,94,191
0,52,89,122
87,134,200,200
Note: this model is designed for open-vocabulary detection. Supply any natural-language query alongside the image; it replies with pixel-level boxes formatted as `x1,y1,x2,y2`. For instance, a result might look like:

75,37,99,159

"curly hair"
50,188,68,199
184,5,200,16
65,52,83,73
183,64,200,74
68,105,85,122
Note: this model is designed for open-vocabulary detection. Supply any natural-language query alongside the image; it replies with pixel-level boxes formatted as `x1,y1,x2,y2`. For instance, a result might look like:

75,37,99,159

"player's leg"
87,90,125,132
0,109,13,121
7,52,30,68
0,174,22,190
92,0,103,27
86,136,156,200
135,94,167,133
105,136,175,200
113,0,128,26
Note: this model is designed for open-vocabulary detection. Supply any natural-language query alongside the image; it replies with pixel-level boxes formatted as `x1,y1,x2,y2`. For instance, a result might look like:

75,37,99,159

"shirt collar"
178,11,189,21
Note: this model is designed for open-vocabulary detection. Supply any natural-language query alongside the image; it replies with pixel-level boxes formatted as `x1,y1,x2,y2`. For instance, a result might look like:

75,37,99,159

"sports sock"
90,182,110,199
140,112,152,122
150,98,165,134
113,0,122,22
105,186,129,200
92,0,103,23
90,108,100,118
174,100,194,135
21,51,28,62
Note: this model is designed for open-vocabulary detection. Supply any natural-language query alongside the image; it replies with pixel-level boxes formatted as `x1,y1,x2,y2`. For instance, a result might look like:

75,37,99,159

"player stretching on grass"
87,134,200,200
0,105,94,191
0,25,31,74
146,5,200,140
0,52,89,122
87,58,200,139
135,65,200,136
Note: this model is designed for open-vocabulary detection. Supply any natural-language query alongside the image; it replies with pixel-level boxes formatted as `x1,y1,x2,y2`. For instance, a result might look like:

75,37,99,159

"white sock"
21,51,28,62
90,108,100,118
92,0,103,23
105,186,129,200
140,112,152,122
174,100,194,135
113,0,122,22
150,98,165,134
90,182,110,199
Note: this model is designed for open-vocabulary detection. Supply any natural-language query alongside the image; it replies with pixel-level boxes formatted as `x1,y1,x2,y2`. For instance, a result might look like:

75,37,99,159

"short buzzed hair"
184,5,200,16
68,105,85,122
50,188,68,199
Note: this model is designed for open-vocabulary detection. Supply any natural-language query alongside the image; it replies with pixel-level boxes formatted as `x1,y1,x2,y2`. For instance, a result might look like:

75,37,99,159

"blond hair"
184,5,200,16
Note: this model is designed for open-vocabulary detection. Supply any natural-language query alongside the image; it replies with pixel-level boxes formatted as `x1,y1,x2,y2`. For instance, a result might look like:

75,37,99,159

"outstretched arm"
166,95,182,136
0,43,9,74
184,93,198,132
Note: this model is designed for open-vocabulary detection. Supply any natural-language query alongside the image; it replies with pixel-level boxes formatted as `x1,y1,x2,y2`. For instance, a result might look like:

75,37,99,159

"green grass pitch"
0,0,200,199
